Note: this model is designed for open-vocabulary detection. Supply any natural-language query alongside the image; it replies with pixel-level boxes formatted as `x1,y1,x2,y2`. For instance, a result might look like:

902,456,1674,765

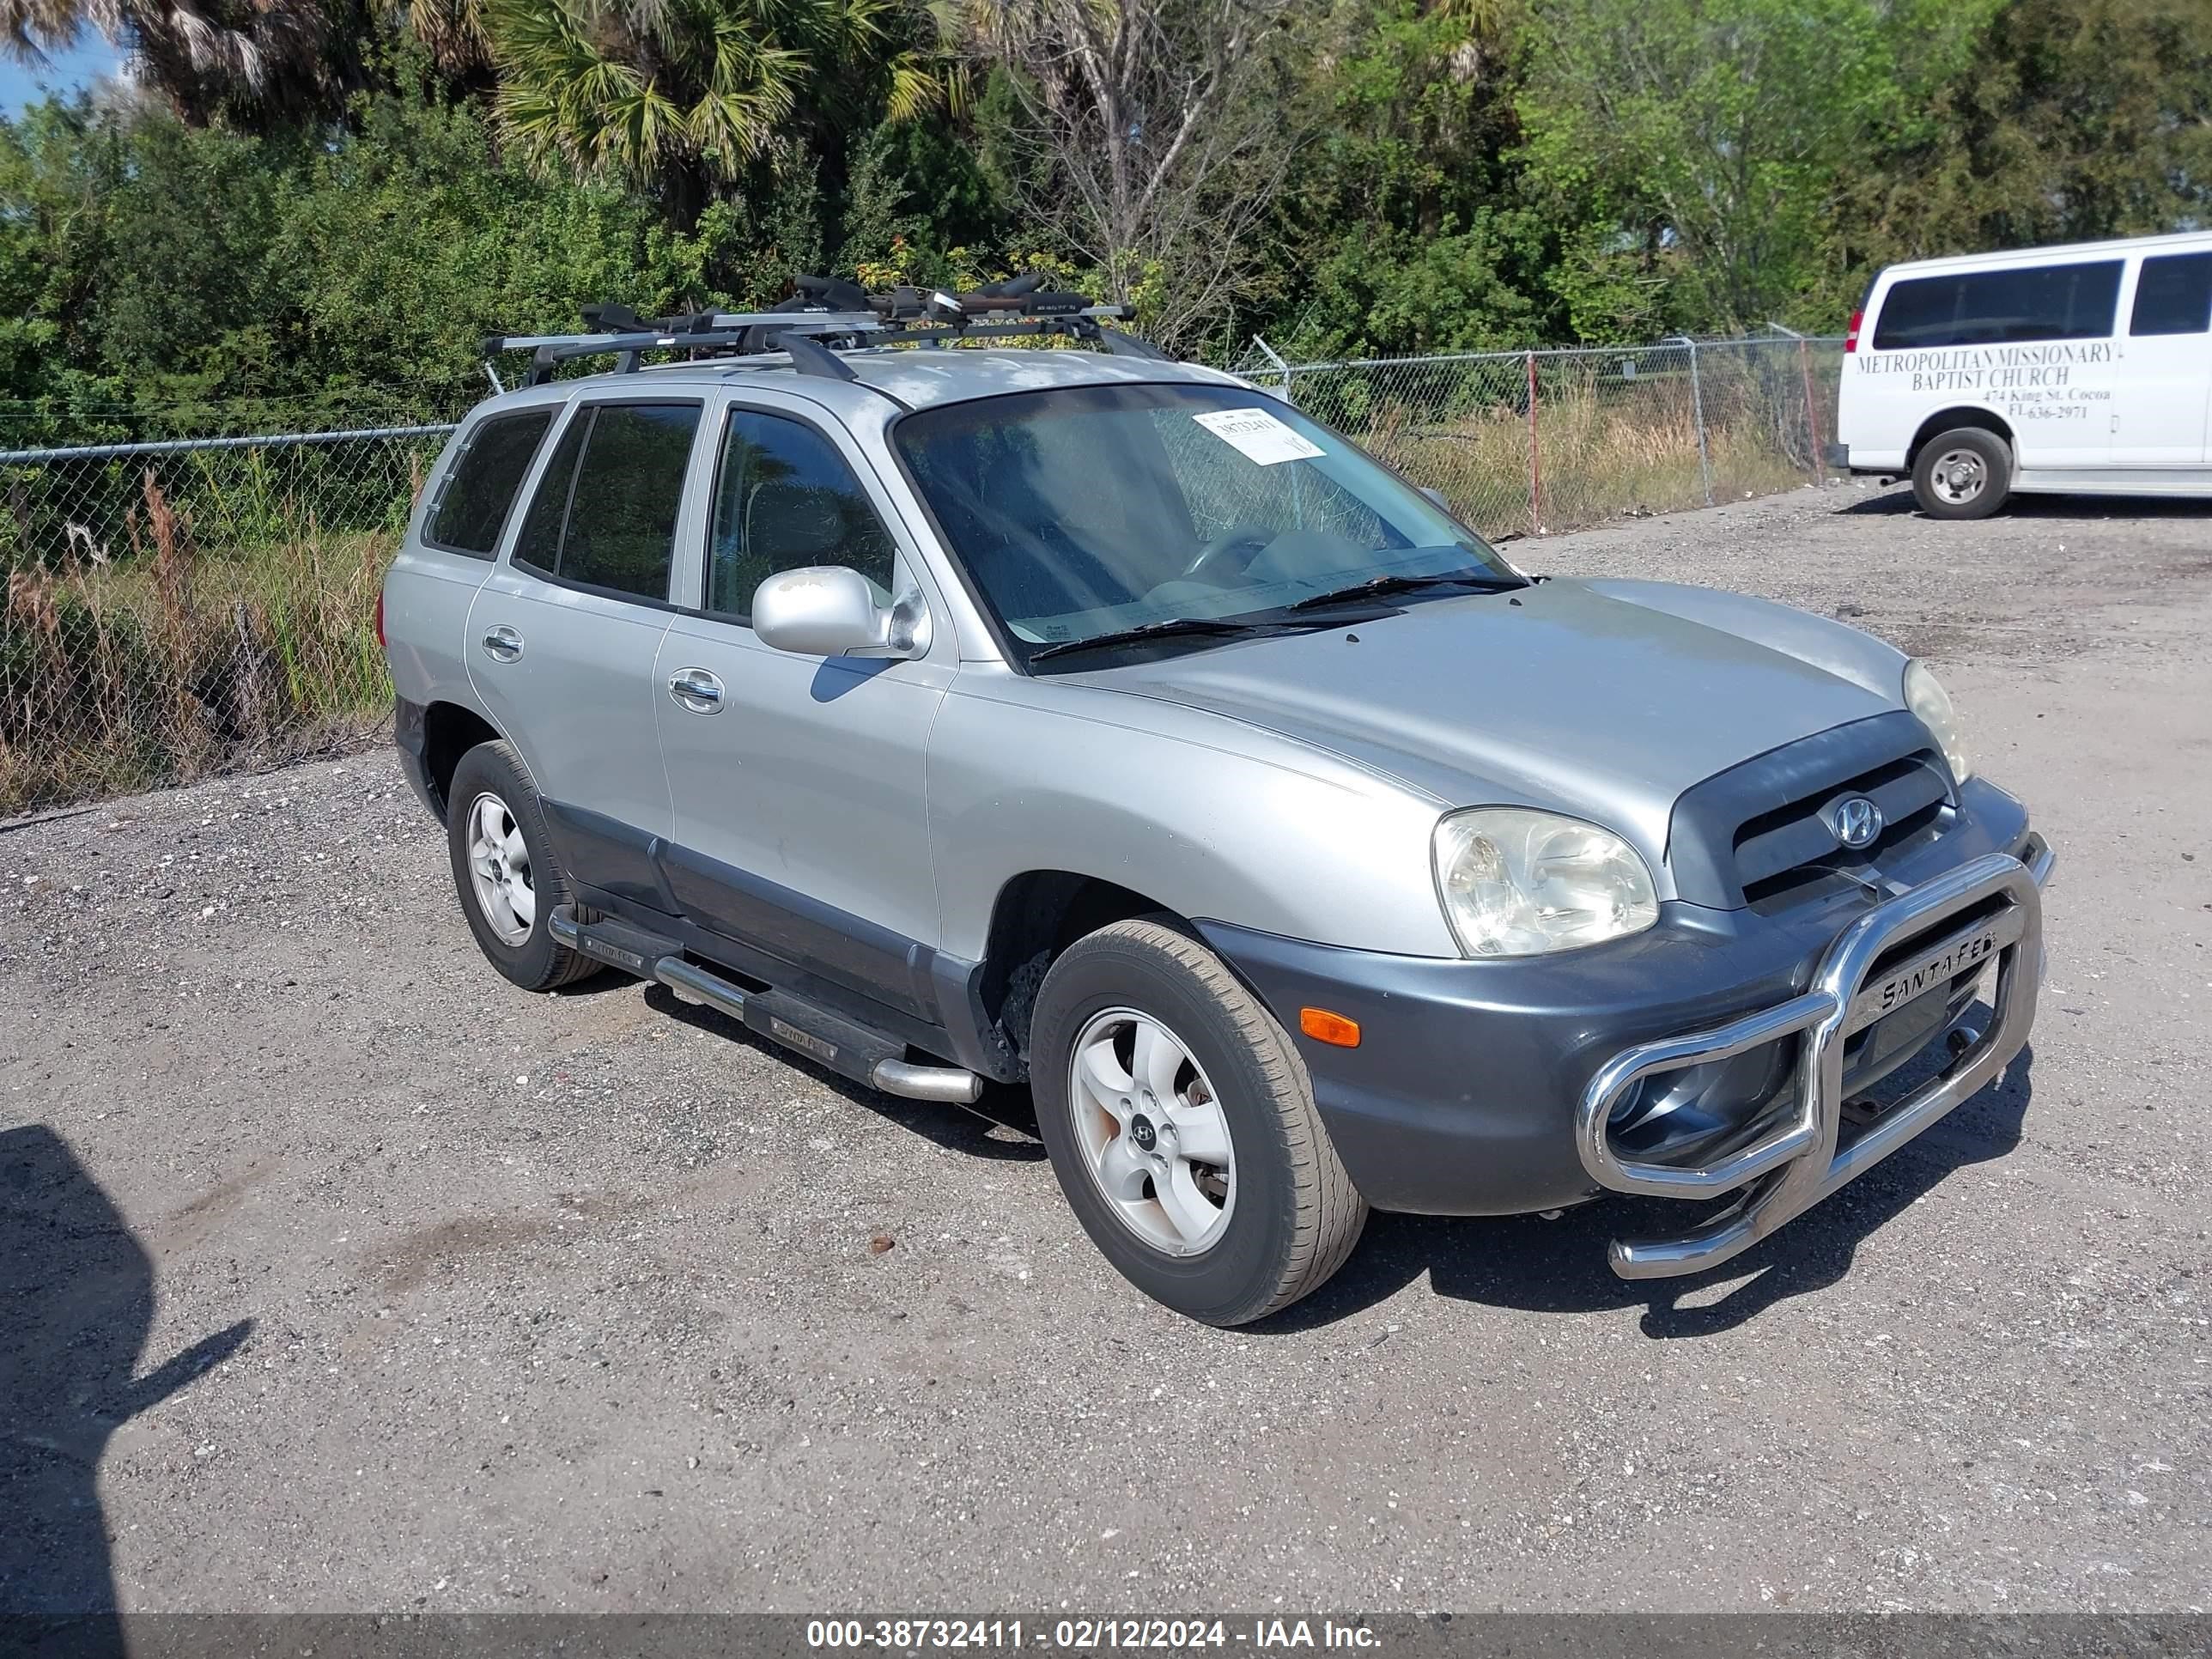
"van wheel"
1911,428,2011,520
1030,919,1367,1326
446,740,602,992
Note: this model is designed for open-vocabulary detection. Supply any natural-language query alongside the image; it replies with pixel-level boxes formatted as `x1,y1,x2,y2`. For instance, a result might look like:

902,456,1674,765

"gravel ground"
3,480,2208,1614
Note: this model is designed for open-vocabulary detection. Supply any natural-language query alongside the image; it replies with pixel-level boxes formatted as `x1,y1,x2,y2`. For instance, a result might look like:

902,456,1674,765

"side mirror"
751,566,928,659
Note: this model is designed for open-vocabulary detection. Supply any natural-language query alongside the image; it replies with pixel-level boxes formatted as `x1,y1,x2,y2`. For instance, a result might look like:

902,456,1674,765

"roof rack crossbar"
482,310,884,357
485,282,1164,385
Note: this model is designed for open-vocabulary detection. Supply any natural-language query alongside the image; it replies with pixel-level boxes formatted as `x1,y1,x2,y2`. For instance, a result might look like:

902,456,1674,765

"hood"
1073,576,1903,866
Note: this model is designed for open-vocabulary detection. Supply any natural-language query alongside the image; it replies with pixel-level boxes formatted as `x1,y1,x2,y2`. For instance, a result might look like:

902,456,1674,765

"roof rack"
482,273,1171,387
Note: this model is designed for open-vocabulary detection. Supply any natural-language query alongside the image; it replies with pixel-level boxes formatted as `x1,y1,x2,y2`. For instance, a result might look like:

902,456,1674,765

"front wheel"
1911,428,2012,520
1030,920,1367,1325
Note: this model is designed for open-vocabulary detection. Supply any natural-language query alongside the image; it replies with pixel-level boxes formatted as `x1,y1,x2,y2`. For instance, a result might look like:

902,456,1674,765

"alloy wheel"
465,791,536,945
1067,1006,1237,1255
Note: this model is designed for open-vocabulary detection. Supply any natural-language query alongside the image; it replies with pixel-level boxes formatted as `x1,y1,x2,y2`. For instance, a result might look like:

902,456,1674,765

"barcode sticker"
1192,407,1325,466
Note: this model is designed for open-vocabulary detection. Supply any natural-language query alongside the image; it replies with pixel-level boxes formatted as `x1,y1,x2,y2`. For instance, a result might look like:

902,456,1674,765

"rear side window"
513,402,702,601
425,410,553,556
2130,252,2212,336
707,410,898,620
1871,260,2123,349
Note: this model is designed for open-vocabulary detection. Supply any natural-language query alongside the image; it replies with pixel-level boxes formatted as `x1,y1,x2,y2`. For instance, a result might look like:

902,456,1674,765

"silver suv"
381,286,2053,1325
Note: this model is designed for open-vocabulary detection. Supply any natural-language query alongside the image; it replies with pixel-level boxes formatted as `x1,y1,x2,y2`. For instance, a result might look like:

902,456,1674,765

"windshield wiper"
1285,570,1526,611
1027,615,1282,664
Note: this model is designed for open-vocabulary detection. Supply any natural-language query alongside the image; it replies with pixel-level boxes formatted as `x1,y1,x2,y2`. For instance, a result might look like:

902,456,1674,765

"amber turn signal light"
1298,1007,1361,1048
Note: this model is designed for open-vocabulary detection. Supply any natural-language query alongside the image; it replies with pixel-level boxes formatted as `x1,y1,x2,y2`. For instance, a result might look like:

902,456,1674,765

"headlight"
1432,807,1659,957
1903,659,1972,783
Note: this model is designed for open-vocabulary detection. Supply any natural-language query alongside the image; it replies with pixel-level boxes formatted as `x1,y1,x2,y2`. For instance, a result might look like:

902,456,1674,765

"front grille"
1664,712,1959,912
1732,750,1951,913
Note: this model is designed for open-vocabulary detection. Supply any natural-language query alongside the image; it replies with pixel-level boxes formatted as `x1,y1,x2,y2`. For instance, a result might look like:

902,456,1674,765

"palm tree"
483,0,941,219
1,0,367,125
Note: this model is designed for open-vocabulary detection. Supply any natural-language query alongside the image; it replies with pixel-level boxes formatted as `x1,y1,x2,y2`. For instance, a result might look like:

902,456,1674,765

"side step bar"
550,905,982,1105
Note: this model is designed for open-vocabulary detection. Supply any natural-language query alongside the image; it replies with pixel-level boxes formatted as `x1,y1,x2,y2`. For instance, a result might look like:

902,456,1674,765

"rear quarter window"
424,410,554,556
1871,260,2124,350
2129,252,2212,336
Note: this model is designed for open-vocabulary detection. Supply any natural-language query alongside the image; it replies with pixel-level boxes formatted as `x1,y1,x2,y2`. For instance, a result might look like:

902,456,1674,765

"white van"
1830,229,2212,518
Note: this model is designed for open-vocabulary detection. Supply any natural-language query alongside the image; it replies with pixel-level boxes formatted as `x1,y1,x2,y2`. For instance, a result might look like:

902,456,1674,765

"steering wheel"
1181,522,1276,586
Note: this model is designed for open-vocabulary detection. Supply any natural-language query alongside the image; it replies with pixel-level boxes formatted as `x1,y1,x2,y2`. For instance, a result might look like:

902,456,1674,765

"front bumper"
1196,785,2046,1268
1576,834,2051,1278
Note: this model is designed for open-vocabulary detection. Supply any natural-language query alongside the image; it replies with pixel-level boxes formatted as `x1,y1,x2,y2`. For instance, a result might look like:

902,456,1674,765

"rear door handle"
667,669,725,712
481,625,524,663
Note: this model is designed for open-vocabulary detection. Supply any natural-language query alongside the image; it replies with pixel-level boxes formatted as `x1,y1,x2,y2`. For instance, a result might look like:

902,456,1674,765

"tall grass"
1,468,397,815
1362,388,1813,538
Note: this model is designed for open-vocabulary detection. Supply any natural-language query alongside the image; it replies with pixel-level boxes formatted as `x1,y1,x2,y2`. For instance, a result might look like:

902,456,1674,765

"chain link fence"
1237,332,1844,539
2,425,453,816
2,332,1844,817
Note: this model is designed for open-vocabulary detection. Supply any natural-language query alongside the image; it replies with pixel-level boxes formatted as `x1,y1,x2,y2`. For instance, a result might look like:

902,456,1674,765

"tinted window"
513,402,701,601
707,411,898,619
1871,260,2123,349
2130,252,2212,336
514,411,586,574
426,410,552,556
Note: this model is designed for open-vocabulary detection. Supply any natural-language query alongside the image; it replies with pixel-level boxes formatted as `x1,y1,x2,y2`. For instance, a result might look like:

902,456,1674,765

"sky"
1,30,128,115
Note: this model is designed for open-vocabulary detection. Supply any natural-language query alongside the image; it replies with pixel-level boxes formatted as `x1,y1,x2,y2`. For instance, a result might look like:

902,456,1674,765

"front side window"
513,401,701,601
895,383,1521,671
707,410,899,620
1871,260,2123,349
2130,252,2212,337
426,410,553,556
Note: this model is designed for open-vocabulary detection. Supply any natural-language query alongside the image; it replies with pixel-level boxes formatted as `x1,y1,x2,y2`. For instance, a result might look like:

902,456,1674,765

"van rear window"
1870,261,2123,350
2130,252,2212,337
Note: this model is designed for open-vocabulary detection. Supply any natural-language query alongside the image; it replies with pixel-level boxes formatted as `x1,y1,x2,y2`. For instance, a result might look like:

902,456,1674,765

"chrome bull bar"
1577,833,2054,1279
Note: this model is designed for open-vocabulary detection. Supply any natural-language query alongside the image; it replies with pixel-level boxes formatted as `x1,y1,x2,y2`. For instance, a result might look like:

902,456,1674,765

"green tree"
1,0,374,125
1254,0,1553,356
273,88,733,412
1517,0,1998,332
936,0,1304,350
0,87,738,434
835,111,1005,282
1836,0,2212,283
484,0,933,227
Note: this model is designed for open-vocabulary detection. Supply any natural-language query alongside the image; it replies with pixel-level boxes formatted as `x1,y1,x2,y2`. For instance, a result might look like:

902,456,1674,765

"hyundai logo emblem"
1832,794,1884,850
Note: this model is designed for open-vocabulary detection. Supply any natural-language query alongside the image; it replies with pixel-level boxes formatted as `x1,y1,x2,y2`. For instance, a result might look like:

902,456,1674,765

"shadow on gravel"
639,982,1046,1161
1260,1036,2036,1341
0,1125,253,1646
1841,490,2212,521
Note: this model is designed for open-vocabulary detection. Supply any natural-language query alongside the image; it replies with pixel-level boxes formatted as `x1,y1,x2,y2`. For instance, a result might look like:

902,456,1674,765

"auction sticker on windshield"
1193,407,1326,465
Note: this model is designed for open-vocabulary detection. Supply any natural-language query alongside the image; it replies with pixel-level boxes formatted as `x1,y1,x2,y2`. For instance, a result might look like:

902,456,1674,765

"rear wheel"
1030,919,1367,1326
446,740,600,992
1911,428,2011,520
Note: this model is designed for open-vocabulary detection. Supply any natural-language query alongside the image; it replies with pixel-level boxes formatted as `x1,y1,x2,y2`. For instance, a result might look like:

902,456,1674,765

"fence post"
1670,335,1715,507
1797,338,1826,484
1251,336,1295,407
1767,322,1826,484
1525,350,1542,535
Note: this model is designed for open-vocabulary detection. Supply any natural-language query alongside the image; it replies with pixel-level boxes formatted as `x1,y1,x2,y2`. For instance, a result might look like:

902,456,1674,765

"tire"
445,739,601,993
1911,428,2012,520
1030,919,1367,1326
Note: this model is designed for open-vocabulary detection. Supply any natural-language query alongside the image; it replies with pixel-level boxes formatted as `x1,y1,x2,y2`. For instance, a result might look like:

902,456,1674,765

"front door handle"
667,668,725,712
481,625,524,663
